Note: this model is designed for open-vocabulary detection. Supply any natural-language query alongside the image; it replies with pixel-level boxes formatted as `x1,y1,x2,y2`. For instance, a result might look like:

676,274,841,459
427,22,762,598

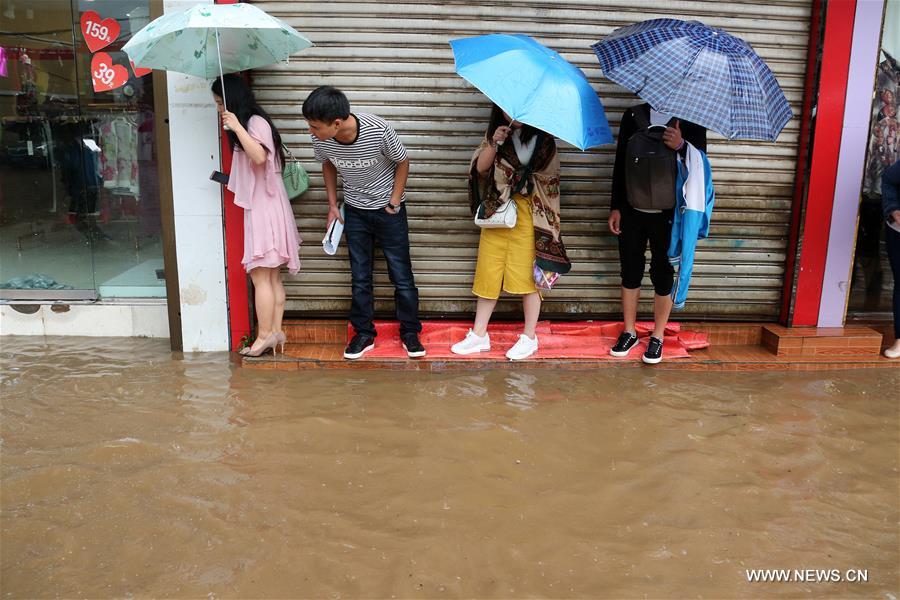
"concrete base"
0,301,170,338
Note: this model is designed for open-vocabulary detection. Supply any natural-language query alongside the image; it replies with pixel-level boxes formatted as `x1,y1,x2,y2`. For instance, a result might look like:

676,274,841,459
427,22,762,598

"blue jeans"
887,224,900,338
344,203,421,338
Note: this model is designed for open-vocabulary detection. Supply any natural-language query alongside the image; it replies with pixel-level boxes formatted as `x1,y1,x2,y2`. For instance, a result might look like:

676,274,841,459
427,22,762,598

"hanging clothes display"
58,121,101,213
136,107,161,235
864,51,900,198
98,113,139,195
0,46,9,78
17,49,36,110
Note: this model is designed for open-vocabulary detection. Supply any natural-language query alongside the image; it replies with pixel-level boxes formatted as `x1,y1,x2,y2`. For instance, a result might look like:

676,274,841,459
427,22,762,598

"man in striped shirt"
303,86,425,360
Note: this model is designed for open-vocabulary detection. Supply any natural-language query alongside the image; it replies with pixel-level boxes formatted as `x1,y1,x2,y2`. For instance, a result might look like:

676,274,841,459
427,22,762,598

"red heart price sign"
91,53,129,92
130,61,152,78
80,11,120,53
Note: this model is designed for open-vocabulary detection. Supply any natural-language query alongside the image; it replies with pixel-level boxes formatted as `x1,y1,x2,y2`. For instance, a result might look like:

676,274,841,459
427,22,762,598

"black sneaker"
642,336,664,364
343,334,375,360
401,333,427,358
610,331,639,357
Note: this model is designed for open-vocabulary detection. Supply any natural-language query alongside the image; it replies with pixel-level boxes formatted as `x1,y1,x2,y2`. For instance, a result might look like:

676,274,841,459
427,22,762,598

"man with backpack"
608,103,706,364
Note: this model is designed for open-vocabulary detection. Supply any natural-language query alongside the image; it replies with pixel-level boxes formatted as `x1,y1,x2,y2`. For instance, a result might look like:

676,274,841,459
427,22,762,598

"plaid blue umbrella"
450,34,613,150
592,19,792,141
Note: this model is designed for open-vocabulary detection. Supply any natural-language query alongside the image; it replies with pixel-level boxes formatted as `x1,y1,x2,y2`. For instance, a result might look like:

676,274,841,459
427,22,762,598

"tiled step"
676,322,763,346
282,320,346,344
761,324,883,357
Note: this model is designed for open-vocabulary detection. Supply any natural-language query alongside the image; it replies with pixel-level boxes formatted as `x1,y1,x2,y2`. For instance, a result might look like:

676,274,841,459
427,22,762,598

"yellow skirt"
472,194,537,300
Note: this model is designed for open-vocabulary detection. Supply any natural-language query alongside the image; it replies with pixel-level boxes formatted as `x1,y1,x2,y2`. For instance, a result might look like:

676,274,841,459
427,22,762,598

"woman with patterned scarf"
451,105,570,360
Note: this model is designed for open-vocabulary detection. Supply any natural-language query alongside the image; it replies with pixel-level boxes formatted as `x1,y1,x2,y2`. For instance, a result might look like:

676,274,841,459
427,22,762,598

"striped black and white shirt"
311,113,408,210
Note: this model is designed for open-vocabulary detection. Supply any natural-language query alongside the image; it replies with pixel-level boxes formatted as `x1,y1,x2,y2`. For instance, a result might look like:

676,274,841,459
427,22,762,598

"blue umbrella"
592,19,792,141
450,34,613,150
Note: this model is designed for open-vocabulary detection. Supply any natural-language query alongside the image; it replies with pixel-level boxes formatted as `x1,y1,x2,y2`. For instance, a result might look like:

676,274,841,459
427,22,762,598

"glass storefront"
848,0,899,319
0,0,164,300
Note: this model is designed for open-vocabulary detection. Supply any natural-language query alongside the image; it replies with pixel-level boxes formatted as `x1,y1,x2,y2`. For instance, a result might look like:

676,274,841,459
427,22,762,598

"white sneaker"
451,329,491,355
506,334,538,360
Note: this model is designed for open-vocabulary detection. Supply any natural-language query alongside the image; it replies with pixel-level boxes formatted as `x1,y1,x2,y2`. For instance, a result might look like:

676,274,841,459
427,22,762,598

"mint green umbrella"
123,3,312,110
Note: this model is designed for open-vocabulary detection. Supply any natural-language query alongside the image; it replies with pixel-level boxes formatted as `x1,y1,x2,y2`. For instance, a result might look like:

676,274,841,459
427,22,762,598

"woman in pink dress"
212,75,301,357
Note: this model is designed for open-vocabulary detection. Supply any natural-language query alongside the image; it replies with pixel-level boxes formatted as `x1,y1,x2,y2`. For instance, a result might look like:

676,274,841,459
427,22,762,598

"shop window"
849,5,899,320
0,0,164,300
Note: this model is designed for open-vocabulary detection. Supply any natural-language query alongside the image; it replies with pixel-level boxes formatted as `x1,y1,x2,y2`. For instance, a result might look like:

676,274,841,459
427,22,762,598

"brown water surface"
1,337,898,598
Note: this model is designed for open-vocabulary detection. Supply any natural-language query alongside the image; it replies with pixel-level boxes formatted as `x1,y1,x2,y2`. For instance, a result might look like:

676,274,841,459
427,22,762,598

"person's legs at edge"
249,267,276,352
885,225,900,357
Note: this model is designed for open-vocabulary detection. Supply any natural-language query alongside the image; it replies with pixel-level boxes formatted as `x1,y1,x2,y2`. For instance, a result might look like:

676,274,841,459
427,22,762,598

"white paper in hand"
322,205,345,255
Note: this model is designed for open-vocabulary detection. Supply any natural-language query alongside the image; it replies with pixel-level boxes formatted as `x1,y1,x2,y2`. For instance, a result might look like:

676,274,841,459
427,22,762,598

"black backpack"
625,109,677,211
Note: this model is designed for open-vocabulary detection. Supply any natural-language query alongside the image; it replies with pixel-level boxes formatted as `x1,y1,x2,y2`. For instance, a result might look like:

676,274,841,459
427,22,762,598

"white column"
164,0,228,351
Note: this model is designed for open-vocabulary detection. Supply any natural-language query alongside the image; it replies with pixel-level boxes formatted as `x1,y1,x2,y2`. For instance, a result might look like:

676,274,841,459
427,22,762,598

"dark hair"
211,74,284,167
302,86,351,122
486,104,539,146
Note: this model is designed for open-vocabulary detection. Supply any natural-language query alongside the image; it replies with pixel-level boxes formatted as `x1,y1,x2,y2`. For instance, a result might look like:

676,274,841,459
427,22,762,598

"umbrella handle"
215,27,230,130
496,118,514,146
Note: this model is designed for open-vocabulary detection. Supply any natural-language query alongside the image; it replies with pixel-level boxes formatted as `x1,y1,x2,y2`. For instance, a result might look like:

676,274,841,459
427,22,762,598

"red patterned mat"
351,321,709,360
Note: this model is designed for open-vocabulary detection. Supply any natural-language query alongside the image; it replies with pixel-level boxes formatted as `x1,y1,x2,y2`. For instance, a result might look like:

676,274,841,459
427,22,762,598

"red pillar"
780,0,821,325
790,0,856,326
215,0,251,350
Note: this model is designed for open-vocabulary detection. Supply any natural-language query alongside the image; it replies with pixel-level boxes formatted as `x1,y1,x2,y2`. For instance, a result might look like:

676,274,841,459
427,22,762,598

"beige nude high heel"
276,332,286,354
243,333,279,357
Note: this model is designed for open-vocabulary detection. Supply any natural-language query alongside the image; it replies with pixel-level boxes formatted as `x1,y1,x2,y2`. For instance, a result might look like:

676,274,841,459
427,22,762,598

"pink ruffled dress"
227,115,302,273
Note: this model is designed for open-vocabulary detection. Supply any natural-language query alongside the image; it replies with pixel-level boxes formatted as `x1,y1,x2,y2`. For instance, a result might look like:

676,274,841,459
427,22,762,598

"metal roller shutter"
251,0,811,320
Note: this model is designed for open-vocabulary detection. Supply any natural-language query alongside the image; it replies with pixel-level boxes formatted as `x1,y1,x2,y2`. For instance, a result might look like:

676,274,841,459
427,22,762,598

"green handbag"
281,145,309,199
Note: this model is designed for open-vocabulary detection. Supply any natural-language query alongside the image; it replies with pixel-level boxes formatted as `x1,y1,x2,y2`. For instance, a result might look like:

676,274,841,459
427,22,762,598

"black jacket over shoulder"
610,103,707,212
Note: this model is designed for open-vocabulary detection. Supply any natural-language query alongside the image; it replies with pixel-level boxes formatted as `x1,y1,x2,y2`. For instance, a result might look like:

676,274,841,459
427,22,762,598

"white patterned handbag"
474,199,517,229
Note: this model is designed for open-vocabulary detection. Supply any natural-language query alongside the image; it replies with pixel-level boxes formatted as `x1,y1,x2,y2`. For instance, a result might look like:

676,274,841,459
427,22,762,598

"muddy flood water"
1,337,898,599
